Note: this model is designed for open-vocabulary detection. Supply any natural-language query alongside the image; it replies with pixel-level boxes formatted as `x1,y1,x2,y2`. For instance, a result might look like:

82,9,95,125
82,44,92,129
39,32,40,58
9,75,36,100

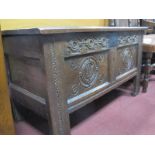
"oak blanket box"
2,27,146,134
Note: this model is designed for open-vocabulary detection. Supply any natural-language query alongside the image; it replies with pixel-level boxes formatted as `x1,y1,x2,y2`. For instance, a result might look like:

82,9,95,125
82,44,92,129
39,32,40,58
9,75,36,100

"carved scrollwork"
98,55,105,63
121,48,134,70
79,57,99,88
118,46,136,75
65,37,108,57
71,84,80,96
118,35,138,47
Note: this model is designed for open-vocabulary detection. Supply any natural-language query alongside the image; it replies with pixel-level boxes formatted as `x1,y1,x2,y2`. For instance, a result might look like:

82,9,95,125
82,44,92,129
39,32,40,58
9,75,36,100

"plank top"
2,26,147,36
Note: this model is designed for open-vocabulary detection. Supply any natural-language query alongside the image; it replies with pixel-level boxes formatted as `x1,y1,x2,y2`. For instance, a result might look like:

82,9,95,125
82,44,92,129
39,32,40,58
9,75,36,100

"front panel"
55,33,111,107
116,45,138,78
50,31,141,111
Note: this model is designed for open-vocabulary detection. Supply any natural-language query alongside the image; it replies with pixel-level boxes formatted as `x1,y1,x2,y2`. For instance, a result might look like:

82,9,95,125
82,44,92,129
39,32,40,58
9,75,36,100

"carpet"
15,75,155,135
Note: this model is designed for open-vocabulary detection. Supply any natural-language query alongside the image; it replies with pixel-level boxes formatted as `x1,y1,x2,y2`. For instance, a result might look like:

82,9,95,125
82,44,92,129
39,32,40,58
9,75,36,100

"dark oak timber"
2,27,146,134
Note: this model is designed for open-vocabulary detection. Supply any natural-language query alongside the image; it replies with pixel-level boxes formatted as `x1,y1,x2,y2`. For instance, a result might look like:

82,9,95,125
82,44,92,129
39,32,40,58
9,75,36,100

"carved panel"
79,57,99,88
64,52,108,101
62,33,139,104
117,45,137,76
64,37,109,57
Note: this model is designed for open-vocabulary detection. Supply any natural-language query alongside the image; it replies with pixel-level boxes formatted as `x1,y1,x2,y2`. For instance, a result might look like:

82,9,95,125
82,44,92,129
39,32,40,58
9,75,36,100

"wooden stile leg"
142,52,153,93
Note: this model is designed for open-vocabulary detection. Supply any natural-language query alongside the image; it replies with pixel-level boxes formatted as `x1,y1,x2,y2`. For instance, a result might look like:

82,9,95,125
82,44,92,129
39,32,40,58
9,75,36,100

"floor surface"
15,76,155,135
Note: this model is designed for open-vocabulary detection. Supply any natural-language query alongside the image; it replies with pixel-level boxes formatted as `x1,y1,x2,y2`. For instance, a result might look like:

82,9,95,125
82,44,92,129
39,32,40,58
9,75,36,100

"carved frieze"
65,37,109,57
118,35,138,47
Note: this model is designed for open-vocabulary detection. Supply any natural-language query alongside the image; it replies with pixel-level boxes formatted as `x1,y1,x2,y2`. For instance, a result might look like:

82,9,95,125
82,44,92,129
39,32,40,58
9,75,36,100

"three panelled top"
2,27,147,35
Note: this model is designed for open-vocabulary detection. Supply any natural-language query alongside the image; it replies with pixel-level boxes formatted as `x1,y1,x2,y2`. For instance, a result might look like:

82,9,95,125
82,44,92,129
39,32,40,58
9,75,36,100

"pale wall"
0,19,109,30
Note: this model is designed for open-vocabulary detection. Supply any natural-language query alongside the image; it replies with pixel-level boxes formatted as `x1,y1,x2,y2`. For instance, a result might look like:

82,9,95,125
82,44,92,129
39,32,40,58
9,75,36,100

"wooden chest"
2,27,146,134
